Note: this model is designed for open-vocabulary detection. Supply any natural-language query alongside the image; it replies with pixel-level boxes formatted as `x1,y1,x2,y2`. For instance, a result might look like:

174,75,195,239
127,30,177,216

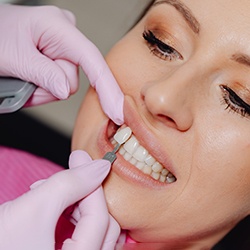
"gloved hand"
0,4,123,125
0,150,121,250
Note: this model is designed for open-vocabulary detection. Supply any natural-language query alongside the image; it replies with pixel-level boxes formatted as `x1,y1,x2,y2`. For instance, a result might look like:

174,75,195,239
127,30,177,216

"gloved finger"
89,60,124,126
20,48,71,100
69,150,93,169
62,187,109,250
29,179,46,189
78,42,124,126
101,215,121,250
24,158,111,218
61,9,76,25
55,59,78,94
25,59,78,106
0,157,110,250
24,88,57,107
40,27,124,125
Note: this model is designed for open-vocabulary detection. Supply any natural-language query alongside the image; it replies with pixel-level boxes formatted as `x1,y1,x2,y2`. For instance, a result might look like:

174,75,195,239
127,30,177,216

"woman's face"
72,0,250,247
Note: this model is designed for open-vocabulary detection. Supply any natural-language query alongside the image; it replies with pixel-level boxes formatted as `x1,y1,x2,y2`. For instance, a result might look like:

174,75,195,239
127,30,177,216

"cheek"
150,123,250,241
189,120,250,217
106,42,142,94
105,32,162,100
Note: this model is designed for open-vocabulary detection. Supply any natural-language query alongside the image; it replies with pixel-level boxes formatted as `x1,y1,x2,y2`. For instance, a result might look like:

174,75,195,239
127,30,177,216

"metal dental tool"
103,143,122,164
103,127,132,164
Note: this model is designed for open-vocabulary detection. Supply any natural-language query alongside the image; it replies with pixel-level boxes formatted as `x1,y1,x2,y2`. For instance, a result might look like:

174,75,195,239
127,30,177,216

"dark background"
0,111,71,168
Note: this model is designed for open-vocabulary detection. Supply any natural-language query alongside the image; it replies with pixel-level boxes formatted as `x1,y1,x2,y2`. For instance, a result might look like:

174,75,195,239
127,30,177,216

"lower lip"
97,121,174,189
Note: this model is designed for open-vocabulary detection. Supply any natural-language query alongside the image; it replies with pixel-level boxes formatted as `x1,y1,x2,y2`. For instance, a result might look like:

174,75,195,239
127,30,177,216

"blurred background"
0,0,249,249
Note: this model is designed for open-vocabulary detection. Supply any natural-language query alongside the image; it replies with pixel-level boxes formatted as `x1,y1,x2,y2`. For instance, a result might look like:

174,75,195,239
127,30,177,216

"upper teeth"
111,126,176,184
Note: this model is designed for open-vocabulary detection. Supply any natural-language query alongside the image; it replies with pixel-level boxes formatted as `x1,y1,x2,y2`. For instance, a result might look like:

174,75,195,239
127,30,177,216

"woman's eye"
220,85,250,118
143,30,183,61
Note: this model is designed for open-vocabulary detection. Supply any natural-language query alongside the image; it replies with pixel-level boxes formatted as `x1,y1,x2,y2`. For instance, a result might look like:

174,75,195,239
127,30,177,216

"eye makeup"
143,29,183,61
141,2,195,64
220,84,250,118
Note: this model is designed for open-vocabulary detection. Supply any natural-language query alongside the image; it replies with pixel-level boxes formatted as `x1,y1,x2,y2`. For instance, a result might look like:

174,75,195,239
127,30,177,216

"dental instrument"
103,127,132,164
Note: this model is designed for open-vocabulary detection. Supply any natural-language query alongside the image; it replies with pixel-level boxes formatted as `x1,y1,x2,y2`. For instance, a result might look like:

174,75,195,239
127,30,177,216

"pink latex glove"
0,4,124,125
0,150,121,250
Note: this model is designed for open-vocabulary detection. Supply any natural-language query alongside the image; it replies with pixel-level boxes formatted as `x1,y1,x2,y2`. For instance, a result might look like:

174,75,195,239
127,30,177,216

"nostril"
158,114,174,122
157,114,177,128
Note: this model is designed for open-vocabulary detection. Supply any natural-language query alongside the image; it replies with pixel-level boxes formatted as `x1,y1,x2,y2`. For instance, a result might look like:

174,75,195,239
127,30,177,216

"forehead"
151,0,250,42
153,0,250,25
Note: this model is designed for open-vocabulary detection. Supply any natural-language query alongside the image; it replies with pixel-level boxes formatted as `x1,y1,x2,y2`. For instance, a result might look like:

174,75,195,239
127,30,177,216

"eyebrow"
153,0,200,34
231,54,250,68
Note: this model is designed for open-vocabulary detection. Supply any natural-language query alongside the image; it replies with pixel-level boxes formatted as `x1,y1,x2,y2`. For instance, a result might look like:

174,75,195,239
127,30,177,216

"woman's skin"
72,0,250,248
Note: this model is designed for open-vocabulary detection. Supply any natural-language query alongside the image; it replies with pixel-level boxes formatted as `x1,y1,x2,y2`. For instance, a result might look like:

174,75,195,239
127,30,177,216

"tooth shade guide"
114,126,132,144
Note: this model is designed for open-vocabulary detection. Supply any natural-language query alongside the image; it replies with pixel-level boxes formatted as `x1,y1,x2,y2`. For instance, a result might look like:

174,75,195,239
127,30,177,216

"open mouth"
110,125,177,184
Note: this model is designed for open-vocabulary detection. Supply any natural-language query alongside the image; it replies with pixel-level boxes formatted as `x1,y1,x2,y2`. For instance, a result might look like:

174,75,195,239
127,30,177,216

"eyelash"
220,85,250,118
143,30,183,61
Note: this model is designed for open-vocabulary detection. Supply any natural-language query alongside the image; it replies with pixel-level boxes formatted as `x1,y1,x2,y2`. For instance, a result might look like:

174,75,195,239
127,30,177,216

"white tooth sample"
114,127,132,144
145,155,156,166
152,162,163,173
124,136,139,155
133,146,148,162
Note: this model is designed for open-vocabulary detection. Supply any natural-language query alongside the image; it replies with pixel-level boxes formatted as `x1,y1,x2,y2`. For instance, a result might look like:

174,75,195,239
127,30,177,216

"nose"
141,73,194,131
